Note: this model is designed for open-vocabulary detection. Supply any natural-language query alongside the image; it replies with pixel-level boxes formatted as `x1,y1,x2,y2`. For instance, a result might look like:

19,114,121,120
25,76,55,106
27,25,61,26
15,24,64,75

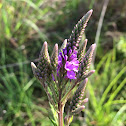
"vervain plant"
31,10,96,126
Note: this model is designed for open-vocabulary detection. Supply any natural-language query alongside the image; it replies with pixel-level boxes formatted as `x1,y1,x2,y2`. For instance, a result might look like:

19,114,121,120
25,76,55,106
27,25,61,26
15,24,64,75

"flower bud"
67,10,93,50
37,41,52,80
72,105,85,115
78,44,96,78
69,78,88,113
78,39,87,61
51,43,58,69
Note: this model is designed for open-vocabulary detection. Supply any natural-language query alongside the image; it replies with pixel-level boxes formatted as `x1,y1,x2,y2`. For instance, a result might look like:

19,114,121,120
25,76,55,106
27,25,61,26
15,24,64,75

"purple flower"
58,52,63,67
69,50,77,60
57,47,79,79
67,71,76,79
63,48,67,55
65,60,79,72
52,74,55,81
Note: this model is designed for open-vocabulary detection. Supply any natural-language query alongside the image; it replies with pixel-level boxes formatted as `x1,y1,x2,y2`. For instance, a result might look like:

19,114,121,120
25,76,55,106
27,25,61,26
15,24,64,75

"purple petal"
71,59,79,66
69,54,78,61
72,65,79,72
58,52,63,67
73,49,77,55
64,55,68,61
63,48,67,55
67,71,76,79
52,74,55,81
68,48,72,54
65,61,73,71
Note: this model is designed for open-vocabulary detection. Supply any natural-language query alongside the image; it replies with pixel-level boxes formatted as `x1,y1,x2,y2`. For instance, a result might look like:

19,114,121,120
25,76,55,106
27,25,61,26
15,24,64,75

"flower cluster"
57,46,79,79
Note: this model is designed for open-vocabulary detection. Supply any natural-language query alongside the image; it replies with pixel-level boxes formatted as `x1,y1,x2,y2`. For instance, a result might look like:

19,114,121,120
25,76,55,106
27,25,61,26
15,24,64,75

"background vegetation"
0,0,126,125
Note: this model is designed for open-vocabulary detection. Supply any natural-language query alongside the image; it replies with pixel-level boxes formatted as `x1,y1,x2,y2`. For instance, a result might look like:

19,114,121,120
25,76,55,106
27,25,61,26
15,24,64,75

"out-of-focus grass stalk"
86,49,126,125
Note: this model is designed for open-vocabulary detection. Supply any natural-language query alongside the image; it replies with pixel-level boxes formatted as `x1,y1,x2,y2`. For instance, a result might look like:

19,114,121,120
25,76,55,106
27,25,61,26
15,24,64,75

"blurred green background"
0,0,126,126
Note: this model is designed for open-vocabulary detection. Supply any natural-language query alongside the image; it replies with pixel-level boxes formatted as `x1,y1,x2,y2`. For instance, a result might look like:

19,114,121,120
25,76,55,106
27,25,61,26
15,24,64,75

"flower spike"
69,78,88,114
78,39,88,61
59,39,67,53
51,43,58,70
67,9,93,50
72,105,85,115
31,10,96,126
78,43,96,78
37,41,52,81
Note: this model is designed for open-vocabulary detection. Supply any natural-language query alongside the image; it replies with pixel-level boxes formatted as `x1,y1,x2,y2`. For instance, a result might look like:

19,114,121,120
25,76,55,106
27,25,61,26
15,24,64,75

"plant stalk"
58,88,64,126
58,102,64,126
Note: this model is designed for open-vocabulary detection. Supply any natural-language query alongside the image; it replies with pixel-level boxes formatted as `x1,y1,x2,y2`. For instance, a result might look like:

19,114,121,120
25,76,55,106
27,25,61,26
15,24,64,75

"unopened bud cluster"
69,78,88,114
